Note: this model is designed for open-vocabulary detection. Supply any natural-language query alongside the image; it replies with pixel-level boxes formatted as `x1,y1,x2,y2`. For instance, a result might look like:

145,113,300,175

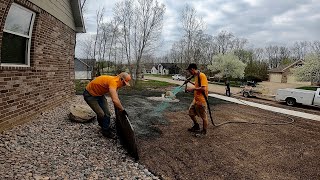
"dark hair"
186,63,197,70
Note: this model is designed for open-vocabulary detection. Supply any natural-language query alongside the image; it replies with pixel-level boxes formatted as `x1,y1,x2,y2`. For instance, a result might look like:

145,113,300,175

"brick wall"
0,0,76,131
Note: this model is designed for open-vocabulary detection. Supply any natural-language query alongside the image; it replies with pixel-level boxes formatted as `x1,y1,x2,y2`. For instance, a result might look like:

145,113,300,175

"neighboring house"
268,60,306,84
144,63,180,75
141,63,155,74
74,58,95,79
0,0,85,132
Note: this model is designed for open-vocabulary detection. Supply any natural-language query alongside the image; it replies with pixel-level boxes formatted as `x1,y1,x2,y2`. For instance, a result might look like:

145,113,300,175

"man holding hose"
185,63,209,135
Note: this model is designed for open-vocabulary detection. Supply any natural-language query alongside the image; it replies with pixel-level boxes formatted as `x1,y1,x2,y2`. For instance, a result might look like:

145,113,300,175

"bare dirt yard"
119,86,320,180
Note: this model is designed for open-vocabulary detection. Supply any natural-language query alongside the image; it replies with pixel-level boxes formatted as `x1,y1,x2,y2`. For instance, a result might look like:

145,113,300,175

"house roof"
70,0,85,33
80,59,96,67
74,58,95,71
160,63,178,69
269,60,304,73
143,63,157,70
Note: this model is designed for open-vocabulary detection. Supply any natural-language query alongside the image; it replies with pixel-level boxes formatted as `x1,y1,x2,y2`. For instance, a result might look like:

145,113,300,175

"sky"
75,0,320,57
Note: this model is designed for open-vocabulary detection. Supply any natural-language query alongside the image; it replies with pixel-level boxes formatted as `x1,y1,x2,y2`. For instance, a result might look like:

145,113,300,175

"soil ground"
119,86,320,180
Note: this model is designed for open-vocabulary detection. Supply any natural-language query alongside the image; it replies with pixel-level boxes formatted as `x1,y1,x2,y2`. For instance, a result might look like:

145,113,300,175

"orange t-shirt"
86,75,121,96
194,72,208,105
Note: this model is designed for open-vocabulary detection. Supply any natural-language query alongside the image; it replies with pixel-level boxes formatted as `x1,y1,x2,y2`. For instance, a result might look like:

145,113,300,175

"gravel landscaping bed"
0,95,159,180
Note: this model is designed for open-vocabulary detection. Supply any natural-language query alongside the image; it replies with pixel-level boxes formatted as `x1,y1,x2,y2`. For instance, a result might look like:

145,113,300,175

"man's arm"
109,88,124,111
186,85,206,92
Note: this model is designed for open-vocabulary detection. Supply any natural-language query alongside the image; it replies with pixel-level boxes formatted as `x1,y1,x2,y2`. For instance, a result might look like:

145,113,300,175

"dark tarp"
114,107,139,161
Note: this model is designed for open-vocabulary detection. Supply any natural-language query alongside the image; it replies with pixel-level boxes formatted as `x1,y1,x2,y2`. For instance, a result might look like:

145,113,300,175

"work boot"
102,129,117,140
194,129,207,137
200,129,207,135
188,123,200,132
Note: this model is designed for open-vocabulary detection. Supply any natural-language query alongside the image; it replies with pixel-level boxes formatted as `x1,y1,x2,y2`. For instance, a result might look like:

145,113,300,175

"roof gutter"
70,0,86,33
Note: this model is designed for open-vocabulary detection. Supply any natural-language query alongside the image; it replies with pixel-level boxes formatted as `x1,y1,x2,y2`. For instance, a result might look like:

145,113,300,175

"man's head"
186,63,198,75
119,72,131,86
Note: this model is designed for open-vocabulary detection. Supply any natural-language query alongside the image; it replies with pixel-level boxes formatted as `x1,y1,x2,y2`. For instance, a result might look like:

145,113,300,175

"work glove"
183,80,189,86
122,109,129,117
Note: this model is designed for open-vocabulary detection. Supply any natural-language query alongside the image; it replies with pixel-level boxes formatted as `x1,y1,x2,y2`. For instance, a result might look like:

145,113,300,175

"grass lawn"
75,79,175,95
145,74,172,79
75,80,90,95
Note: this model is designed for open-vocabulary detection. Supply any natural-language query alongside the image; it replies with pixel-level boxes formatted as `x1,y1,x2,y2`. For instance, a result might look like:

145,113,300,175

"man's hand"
185,87,194,93
121,109,129,117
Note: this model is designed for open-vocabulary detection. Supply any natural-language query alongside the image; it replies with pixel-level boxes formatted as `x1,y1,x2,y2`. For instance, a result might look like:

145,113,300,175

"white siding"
151,67,157,74
29,0,76,30
75,71,91,79
163,69,169,75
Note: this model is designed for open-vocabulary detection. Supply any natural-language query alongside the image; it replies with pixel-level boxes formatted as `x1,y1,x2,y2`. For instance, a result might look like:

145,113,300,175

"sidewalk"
209,93,320,122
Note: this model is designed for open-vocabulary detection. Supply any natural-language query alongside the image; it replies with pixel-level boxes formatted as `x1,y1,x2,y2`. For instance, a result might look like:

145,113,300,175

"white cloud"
76,0,320,57
242,0,261,7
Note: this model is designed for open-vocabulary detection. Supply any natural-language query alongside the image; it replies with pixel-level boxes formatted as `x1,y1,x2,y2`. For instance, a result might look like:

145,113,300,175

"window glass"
1,32,27,64
4,4,33,36
1,3,35,66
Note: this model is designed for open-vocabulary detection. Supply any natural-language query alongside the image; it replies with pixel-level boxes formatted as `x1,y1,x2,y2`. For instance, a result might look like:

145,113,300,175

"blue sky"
76,0,320,57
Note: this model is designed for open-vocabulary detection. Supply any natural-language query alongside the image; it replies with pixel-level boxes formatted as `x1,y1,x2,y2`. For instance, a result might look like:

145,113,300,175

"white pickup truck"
275,88,320,106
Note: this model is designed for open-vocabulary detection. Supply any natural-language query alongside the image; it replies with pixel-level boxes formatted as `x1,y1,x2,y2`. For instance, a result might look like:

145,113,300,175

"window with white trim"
1,3,35,67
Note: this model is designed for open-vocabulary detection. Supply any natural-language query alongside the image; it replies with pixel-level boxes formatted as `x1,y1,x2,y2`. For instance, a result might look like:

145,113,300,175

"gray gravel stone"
0,95,158,179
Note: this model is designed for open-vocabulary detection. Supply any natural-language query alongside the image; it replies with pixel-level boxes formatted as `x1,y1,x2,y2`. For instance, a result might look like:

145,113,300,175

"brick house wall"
0,0,76,131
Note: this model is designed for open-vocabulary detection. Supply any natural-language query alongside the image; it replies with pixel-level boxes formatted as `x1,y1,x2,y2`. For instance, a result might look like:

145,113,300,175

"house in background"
268,60,309,84
143,63,180,75
141,63,155,74
0,0,85,132
74,58,95,80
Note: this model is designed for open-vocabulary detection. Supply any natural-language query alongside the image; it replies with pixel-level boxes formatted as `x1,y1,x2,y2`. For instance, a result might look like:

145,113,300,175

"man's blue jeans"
83,90,111,131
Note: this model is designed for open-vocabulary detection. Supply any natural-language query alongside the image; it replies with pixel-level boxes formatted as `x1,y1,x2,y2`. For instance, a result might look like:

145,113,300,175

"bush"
296,86,319,91
75,80,89,95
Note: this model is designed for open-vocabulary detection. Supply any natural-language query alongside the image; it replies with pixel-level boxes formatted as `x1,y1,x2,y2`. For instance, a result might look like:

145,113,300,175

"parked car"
172,74,186,81
275,88,320,106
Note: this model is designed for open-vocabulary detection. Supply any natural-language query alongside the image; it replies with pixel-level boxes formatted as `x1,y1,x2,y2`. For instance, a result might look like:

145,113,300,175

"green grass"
133,80,174,90
296,86,319,91
145,74,172,79
75,79,175,95
74,79,89,95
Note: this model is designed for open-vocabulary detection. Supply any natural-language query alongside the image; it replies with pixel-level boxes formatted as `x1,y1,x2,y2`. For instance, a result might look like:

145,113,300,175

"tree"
234,49,253,64
80,0,87,12
310,40,320,55
293,53,320,85
214,30,234,55
133,0,166,80
252,48,264,62
93,7,105,60
181,4,204,64
291,41,309,60
114,0,134,74
207,53,246,79
244,59,269,82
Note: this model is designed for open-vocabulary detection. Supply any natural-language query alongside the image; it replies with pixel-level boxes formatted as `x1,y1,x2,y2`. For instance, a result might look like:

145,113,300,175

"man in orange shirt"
185,63,209,135
83,72,131,138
